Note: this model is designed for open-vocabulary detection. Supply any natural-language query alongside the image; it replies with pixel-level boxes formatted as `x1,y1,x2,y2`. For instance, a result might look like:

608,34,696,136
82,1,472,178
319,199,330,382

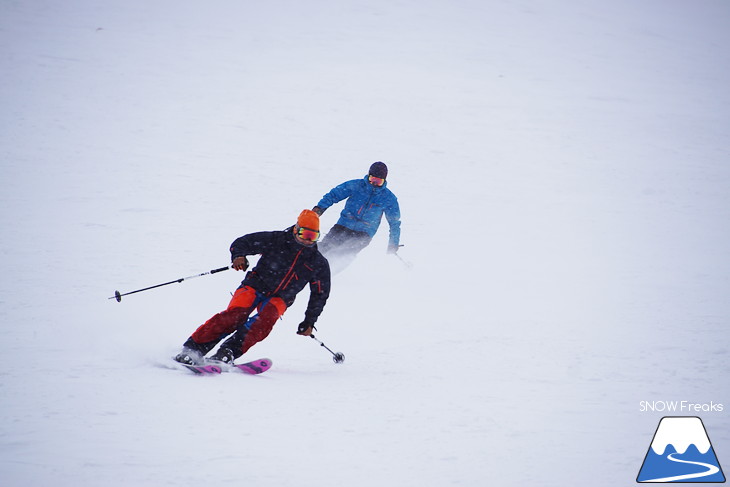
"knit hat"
297,209,320,231
369,161,388,180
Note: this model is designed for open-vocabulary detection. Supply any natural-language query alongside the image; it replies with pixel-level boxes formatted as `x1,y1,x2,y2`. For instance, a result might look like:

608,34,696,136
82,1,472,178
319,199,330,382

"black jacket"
230,228,331,325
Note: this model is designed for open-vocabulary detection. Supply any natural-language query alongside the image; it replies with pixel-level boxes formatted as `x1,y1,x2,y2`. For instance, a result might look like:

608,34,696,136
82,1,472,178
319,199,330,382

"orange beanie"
297,209,320,231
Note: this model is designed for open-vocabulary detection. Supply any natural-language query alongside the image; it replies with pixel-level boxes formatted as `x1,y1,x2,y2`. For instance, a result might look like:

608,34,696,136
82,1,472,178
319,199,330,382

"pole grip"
210,266,230,274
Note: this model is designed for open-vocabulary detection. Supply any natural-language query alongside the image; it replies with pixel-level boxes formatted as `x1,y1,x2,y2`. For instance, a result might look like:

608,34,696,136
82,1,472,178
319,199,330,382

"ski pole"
109,266,231,302
394,252,413,269
310,334,345,364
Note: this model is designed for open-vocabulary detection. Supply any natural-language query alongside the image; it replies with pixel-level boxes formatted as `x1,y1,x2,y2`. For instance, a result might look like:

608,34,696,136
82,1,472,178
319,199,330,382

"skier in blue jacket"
313,161,401,273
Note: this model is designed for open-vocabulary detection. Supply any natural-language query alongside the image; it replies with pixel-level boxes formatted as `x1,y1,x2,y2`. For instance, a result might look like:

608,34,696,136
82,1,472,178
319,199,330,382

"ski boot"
174,348,204,366
208,347,235,365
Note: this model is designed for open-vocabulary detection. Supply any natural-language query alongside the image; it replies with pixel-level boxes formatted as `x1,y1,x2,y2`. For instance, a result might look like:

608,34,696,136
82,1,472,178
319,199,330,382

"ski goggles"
296,226,320,243
368,175,385,187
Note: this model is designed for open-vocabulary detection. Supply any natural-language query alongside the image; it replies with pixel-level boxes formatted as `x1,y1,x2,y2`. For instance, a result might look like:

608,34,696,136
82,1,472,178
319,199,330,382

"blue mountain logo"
637,416,725,483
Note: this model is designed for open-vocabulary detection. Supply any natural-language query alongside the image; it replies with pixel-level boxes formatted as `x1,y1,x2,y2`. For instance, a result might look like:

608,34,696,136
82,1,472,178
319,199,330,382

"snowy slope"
1,1,729,486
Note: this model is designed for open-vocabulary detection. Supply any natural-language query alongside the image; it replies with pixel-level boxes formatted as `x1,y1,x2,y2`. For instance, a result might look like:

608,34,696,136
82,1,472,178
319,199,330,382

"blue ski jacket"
316,175,401,248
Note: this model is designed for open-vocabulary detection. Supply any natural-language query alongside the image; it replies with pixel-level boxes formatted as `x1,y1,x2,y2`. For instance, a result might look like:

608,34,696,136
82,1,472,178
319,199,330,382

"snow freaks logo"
636,416,726,483
639,400,724,413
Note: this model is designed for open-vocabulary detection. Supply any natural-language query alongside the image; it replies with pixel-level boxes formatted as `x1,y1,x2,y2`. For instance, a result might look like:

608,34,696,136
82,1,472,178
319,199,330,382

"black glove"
232,256,249,271
312,206,325,216
297,320,316,336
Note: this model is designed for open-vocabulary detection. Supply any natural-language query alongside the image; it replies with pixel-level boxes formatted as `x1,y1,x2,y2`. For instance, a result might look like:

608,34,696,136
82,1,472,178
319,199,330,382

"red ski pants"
190,286,286,356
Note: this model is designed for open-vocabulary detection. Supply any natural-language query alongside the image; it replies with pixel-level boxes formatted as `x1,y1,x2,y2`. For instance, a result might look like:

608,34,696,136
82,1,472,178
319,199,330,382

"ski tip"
234,358,273,375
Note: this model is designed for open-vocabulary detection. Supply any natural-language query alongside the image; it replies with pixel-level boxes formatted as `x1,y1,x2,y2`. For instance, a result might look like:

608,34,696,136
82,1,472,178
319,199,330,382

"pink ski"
176,358,272,375
179,364,222,375
233,358,272,375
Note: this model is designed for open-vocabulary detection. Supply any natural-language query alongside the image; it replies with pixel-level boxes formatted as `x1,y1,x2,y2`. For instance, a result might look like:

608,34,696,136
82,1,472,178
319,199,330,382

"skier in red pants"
174,209,331,365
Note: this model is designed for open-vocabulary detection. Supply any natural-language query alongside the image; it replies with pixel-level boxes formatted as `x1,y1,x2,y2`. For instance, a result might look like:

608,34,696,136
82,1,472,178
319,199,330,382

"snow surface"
1,1,729,486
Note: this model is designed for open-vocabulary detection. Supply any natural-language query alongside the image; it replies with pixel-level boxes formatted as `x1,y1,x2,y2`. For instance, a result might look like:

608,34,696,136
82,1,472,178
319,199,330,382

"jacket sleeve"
303,255,331,324
316,180,357,210
229,231,274,261
385,194,401,248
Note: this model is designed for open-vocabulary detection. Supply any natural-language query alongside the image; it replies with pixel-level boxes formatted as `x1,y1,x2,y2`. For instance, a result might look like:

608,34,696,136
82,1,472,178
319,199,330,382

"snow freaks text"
639,401,724,413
